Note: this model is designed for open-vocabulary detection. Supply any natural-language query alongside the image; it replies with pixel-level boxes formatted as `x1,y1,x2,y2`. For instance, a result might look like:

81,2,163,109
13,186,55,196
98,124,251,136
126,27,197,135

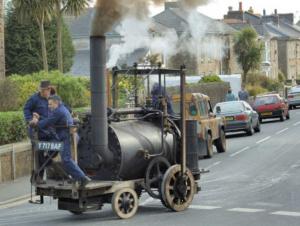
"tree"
234,27,264,83
12,0,53,72
168,51,198,75
53,0,90,72
5,6,75,75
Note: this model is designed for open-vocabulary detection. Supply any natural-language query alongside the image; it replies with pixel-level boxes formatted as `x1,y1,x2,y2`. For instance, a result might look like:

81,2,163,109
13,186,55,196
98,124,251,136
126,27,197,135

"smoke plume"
91,0,210,36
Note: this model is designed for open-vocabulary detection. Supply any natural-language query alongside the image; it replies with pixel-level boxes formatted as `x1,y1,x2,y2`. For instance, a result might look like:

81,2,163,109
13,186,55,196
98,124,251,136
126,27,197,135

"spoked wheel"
161,165,195,212
112,188,138,219
145,156,171,199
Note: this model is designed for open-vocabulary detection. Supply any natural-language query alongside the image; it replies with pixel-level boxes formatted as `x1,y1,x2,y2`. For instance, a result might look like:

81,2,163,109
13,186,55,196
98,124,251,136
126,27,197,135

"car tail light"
288,95,294,99
235,114,248,121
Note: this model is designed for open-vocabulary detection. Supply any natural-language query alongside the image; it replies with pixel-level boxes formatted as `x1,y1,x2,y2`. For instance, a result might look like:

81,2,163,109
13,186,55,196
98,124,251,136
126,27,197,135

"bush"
199,75,222,83
0,112,27,145
246,73,283,92
246,85,268,97
0,79,19,111
7,71,90,110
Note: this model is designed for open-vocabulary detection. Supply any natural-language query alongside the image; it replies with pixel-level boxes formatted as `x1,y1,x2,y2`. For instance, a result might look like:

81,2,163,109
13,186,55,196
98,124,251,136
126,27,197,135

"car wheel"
259,117,262,123
205,134,213,158
254,120,261,132
246,122,254,136
286,111,290,120
215,129,226,153
289,105,293,110
280,112,285,121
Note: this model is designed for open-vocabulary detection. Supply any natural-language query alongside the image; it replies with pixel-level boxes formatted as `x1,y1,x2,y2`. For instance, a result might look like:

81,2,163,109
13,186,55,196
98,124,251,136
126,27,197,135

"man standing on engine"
30,95,91,186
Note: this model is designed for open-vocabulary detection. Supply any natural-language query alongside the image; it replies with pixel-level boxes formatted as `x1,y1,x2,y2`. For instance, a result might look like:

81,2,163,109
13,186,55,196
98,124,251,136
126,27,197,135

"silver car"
214,101,261,136
288,86,300,109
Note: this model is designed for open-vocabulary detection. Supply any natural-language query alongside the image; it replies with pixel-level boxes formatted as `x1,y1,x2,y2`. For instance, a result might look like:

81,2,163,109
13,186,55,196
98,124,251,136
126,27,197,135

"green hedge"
0,71,90,112
0,108,89,145
0,112,27,145
199,75,222,83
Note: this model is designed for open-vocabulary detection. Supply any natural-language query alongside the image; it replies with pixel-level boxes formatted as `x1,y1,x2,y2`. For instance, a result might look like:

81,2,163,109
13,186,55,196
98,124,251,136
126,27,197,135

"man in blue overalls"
30,95,91,186
24,80,52,183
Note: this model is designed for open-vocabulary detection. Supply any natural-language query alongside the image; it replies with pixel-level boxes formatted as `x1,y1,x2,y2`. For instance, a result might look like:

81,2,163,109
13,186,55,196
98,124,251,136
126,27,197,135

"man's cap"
40,80,51,89
49,95,62,102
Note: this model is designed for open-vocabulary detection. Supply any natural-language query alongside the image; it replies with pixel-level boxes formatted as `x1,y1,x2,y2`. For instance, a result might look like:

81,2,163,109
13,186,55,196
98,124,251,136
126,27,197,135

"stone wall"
0,142,32,183
0,0,5,79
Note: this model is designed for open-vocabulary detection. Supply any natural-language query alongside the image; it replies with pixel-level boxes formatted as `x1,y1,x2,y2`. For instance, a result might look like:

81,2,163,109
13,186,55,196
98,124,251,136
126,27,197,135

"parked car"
287,86,300,109
214,101,260,136
172,93,226,159
253,94,290,122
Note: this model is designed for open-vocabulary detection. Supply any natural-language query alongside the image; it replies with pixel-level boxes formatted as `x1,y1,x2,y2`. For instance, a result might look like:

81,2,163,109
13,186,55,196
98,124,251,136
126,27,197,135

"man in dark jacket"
24,81,52,183
30,95,90,186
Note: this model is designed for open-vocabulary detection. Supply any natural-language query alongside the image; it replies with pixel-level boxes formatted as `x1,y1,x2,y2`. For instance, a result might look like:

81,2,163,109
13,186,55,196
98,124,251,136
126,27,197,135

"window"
198,100,208,117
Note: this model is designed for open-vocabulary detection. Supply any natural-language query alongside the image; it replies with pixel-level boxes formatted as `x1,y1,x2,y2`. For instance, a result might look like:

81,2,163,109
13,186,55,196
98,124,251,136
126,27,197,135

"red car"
253,94,290,122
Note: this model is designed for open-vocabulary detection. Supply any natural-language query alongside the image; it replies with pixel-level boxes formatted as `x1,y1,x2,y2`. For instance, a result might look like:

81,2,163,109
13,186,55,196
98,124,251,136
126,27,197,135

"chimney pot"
239,2,243,11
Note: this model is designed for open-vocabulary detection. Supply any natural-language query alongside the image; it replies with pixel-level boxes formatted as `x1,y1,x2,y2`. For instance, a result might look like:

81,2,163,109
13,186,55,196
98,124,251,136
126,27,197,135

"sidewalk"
0,176,32,205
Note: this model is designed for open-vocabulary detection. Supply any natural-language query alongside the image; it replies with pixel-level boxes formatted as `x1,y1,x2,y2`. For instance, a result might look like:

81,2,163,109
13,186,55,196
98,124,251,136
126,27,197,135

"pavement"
0,176,32,207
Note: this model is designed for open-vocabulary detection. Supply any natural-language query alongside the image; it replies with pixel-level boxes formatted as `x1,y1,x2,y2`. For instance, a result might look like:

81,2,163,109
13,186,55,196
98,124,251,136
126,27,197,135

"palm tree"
53,0,90,72
13,0,53,72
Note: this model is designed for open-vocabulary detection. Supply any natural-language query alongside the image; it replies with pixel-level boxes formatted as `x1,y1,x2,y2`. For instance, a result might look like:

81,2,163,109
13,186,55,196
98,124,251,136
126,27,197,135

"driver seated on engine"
30,95,91,187
151,83,174,115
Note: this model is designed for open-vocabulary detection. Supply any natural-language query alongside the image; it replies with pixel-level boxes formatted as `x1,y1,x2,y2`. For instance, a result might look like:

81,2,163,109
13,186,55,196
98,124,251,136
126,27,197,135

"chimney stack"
263,9,266,16
228,6,233,12
274,9,278,15
239,2,243,11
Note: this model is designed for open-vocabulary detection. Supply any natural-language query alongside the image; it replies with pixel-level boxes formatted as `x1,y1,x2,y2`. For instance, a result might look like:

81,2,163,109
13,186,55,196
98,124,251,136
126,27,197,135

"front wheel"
246,122,254,136
280,112,285,121
254,120,261,132
205,134,213,158
286,111,290,120
215,130,226,153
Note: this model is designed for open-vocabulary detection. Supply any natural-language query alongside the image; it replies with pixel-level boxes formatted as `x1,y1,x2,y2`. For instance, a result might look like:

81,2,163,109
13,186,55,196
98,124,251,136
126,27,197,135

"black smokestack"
90,36,111,164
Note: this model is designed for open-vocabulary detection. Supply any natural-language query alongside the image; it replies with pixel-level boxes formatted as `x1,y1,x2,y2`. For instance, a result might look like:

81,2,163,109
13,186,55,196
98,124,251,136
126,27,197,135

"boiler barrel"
97,120,178,180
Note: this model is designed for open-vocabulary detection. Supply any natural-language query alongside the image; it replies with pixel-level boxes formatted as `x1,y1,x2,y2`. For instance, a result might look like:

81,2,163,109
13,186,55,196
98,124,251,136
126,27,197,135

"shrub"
0,79,19,111
0,112,27,145
246,85,268,97
199,75,222,83
8,71,90,110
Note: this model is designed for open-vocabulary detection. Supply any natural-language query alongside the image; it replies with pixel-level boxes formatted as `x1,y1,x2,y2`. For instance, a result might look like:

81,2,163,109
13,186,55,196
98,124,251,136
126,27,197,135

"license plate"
261,112,272,116
37,142,64,152
225,116,234,121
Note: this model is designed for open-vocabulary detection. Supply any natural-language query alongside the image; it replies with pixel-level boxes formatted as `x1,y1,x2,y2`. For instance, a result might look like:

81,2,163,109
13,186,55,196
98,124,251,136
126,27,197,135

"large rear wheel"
161,165,195,212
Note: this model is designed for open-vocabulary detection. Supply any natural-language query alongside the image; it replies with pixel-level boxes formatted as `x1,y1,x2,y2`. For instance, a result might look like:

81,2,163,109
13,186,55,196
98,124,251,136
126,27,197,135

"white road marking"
230,146,250,157
189,205,221,210
206,161,222,169
140,197,154,206
228,208,265,213
276,128,289,135
256,136,271,144
271,211,300,217
293,121,300,126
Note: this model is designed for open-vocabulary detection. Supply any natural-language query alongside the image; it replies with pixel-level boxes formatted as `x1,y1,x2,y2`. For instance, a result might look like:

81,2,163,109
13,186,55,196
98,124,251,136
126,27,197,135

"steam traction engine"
34,36,201,219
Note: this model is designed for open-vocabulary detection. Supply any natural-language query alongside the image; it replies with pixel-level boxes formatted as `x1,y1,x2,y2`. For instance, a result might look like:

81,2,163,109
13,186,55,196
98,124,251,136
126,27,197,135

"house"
66,2,241,76
223,2,300,81
153,1,241,75
0,0,5,79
